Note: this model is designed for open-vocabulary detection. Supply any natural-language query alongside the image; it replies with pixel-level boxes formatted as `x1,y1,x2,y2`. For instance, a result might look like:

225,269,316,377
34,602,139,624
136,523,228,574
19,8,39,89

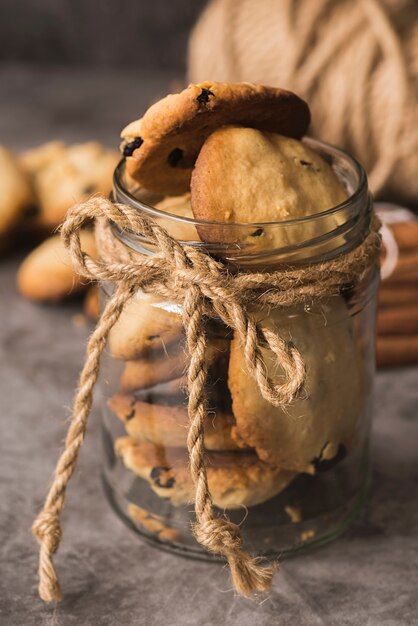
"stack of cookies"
108,293,297,510
106,82,364,520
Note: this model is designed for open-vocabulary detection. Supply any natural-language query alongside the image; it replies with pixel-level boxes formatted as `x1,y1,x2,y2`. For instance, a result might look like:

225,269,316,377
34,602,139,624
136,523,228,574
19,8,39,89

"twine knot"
194,518,243,553
32,511,62,553
32,195,381,602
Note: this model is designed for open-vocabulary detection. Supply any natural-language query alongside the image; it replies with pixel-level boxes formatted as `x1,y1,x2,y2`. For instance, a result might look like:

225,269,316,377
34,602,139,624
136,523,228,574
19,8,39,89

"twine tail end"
36,543,63,603
228,553,278,596
38,570,63,603
194,517,277,597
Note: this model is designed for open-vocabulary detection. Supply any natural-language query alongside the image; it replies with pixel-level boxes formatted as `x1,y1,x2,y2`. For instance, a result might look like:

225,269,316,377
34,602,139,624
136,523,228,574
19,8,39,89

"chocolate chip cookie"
109,394,242,451
190,126,347,247
119,337,229,392
108,292,184,360
121,82,310,195
115,437,295,508
228,297,363,473
154,194,199,241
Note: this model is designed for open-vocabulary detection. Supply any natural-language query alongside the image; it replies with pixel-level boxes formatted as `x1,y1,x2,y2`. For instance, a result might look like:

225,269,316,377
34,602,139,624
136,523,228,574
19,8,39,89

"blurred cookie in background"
17,229,96,303
19,141,67,178
0,146,34,251
20,141,119,230
84,284,100,320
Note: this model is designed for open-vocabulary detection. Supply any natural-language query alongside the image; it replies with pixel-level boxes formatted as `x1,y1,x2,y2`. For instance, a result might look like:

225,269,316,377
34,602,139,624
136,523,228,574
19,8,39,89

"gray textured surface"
1,65,418,626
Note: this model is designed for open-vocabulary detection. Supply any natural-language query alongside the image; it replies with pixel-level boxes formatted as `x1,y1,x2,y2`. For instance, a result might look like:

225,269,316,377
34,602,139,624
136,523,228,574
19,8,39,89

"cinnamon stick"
377,305,418,335
390,221,418,251
381,249,418,284
379,284,418,307
389,251,418,280
376,335,418,368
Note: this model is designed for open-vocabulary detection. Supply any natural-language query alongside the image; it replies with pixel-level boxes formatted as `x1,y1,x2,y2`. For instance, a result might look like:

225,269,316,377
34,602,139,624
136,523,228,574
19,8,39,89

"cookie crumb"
159,527,181,542
300,529,316,542
128,503,180,542
284,505,302,523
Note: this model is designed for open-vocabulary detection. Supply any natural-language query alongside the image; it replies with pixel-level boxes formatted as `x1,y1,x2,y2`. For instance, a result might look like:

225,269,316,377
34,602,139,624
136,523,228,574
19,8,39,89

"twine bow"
32,196,381,602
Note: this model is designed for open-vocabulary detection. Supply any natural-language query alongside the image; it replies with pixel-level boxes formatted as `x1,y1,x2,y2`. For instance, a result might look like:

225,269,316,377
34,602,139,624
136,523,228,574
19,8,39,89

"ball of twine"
188,0,418,204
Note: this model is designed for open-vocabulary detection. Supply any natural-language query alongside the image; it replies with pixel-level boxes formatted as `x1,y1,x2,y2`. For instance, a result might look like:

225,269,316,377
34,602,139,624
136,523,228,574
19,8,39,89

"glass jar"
99,138,378,560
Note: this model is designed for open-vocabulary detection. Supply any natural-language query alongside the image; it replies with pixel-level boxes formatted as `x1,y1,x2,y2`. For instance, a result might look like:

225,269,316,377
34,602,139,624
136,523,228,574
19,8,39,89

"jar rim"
112,137,368,228
111,137,371,265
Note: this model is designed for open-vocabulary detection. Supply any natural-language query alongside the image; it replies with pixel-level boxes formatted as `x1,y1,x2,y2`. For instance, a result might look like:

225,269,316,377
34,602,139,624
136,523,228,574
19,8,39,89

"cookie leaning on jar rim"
101,81,370,518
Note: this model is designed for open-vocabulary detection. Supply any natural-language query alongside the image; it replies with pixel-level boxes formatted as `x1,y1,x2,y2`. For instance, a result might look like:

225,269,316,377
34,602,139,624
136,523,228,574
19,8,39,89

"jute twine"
188,0,418,203
32,196,381,602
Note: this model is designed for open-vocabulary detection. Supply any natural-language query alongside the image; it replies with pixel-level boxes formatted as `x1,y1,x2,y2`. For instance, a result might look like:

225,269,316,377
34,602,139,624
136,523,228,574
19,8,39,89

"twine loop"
32,195,380,602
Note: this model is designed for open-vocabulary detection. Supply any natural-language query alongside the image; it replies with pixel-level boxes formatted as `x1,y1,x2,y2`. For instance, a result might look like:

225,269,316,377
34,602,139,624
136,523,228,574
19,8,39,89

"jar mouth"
112,137,371,266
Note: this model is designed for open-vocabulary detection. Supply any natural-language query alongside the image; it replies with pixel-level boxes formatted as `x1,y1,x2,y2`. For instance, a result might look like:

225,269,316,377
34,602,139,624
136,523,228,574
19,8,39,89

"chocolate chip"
83,185,95,195
24,203,40,219
125,408,135,421
197,88,215,104
251,228,264,237
167,148,184,167
297,158,321,172
147,335,160,341
123,137,143,157
167,150,196,169
312,444,346,472
150,466,176,488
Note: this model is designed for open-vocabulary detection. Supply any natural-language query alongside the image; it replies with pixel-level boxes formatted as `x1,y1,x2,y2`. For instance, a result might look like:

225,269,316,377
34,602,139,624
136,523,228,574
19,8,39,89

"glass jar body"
100,138,378,559
100,278,377,558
